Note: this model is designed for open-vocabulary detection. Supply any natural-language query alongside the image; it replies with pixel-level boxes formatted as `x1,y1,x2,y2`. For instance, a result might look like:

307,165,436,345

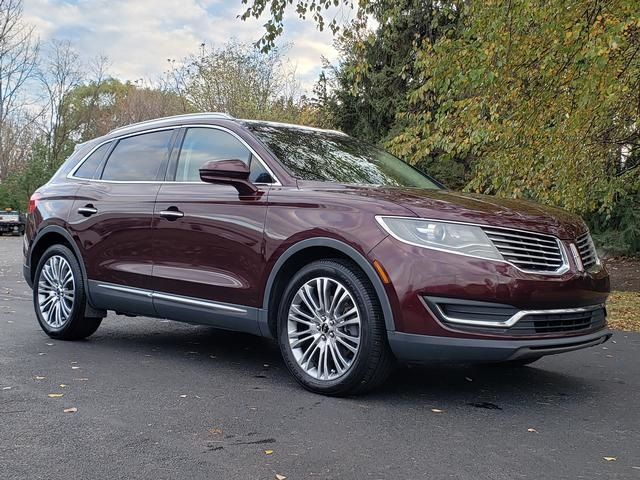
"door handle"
78,205,98,217
159,208,184,220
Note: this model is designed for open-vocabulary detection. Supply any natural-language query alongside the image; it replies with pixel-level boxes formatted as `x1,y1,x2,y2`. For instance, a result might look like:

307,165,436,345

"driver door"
151,126,274,333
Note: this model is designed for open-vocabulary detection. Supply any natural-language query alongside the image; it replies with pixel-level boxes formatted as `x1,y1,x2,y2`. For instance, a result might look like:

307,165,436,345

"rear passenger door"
67,128,178,316
151,126,275,333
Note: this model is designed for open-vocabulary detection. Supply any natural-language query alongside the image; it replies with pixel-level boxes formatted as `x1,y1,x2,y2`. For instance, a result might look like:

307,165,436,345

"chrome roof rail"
108,112,234,136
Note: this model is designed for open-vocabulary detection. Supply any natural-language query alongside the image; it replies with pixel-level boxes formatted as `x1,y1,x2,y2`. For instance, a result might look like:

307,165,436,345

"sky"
23,0,345,93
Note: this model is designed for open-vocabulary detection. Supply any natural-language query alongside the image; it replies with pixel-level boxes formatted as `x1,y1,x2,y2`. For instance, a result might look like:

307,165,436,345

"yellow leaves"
264,450,274,455
607,292,640,332
603,457,617,462
48,393,64,398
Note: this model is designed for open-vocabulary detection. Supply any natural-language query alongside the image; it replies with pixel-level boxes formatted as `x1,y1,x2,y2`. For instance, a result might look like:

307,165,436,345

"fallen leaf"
275,475,286,480
264,450,274,455
179,394,187,398
38,352,46,356
48,393,64,398
46,343,53,346
59,384,67,388
603,457,617,462
63,407,77,413
71,366,80,370
527,428,538,433
35,376,45,380
431,408,444,413
2,386,11,390
465,377,473,382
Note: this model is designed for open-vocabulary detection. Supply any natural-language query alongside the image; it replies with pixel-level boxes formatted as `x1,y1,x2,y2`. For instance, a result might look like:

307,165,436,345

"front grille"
482,227,564,272
438,301,518,324
426,297,607,336
576,232,598,270
510,307,606,335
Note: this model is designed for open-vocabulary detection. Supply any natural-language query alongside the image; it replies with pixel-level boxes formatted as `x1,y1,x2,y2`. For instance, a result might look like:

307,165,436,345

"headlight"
376,216,503,261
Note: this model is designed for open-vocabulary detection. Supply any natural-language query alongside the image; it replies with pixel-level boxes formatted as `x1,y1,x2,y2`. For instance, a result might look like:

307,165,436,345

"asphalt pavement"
0,236,638,480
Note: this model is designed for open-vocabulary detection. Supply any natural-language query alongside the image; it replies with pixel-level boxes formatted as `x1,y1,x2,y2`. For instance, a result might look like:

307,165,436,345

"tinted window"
175,128,252,182
74,142,111,179
101,130,174,181
244,122,440,189
249,156,273,183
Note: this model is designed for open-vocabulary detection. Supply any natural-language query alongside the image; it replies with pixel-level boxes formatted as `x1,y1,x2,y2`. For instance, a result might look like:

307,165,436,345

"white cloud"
23,0,339,93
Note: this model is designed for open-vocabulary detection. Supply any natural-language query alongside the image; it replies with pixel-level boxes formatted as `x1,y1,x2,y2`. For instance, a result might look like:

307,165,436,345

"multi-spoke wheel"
37,255,75,329
33,245,102,340
278,259,393,395
287,277,361,381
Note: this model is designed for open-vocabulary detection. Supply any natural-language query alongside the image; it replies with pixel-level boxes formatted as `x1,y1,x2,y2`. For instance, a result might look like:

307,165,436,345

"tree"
38,39,83,168
166,41,304,121
0,0,38,181
387,0,640,215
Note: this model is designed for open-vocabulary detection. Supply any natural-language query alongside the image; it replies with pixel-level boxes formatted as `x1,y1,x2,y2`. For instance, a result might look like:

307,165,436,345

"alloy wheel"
37,255,75,328
287,277,361,381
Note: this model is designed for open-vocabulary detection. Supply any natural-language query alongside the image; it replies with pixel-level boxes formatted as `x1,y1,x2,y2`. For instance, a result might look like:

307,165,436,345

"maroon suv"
23,113,611,395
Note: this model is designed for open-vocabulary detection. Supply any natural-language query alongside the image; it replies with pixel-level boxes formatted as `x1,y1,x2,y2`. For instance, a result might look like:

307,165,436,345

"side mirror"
199,159,258,195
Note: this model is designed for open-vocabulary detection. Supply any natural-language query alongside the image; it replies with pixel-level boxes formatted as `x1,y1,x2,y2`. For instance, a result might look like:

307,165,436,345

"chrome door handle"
159,209,184,220
78,206,98,217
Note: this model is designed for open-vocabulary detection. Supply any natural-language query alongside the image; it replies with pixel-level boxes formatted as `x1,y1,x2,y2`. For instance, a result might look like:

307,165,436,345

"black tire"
33,244,102,340
277,258,394,396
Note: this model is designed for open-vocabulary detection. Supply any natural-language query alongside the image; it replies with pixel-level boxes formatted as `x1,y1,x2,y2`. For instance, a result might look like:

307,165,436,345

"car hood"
307,184,587,240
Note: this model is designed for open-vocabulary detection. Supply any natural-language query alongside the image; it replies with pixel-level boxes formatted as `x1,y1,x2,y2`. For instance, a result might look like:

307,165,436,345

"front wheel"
277,259,393,396
33,245,102,340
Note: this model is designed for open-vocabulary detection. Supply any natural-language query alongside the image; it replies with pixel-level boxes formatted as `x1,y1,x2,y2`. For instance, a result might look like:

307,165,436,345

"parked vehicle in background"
0,208,25,236
22,113,611,395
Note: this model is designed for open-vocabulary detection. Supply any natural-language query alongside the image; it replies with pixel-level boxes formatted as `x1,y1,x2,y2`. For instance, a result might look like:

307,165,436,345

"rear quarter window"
74,142,111,179
101,130,174,181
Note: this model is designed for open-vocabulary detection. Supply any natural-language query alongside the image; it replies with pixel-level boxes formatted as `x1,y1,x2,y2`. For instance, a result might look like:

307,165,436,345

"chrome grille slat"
482,227,565,273
483,229,558,246
576,232,598,270
489,240,561,253
496,250,562,261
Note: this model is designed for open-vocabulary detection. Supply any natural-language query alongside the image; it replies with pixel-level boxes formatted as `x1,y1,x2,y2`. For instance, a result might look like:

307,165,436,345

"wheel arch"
29,226,89,293
260,237,396,338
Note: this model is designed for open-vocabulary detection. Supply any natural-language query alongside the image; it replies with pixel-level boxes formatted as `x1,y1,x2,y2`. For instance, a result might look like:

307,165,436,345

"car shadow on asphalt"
90,319,600,408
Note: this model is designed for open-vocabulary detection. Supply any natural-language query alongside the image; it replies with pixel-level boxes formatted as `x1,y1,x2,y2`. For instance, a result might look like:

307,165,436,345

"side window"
74,142,111,179
249,155,273,183
176,128,271,183
101,130,174,181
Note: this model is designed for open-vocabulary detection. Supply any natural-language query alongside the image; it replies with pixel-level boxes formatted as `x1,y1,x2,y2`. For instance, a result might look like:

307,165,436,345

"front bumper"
0,223,22,233
368,236,610,338
388,329,612,363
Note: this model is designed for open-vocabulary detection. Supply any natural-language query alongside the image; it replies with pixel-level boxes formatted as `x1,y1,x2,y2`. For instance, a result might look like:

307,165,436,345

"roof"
105,112,346,138
107,112,233,136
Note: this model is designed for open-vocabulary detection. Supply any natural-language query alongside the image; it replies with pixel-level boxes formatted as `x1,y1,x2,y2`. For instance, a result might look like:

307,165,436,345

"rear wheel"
277,259,393,396
33,244,102,340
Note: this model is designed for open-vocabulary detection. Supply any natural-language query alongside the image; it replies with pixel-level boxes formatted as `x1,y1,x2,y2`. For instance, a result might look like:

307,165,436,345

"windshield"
243,122,441,189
